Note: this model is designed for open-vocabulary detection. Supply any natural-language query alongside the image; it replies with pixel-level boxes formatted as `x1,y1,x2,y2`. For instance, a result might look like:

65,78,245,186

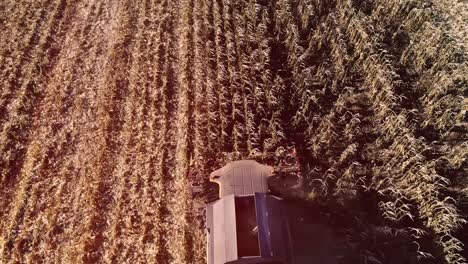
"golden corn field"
0,0,466,263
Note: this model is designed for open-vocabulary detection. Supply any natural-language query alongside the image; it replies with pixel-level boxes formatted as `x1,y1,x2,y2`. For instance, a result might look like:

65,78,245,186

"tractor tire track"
78,1,138,263
154,1,180,263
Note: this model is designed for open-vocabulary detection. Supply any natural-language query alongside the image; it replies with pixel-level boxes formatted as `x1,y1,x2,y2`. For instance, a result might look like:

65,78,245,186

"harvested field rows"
0,0,467,263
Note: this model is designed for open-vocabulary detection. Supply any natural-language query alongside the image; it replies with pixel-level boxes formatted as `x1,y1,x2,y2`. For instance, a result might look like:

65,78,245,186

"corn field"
0,0,466,263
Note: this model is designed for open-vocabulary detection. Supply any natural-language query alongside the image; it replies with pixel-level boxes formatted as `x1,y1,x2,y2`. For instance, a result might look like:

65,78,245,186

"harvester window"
235,196,260,257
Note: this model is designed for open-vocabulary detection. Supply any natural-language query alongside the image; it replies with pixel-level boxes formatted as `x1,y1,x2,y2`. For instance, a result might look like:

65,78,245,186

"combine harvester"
203,160,336,264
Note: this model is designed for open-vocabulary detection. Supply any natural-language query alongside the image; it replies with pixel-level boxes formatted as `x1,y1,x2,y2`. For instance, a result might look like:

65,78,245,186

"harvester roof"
209,160,274,197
